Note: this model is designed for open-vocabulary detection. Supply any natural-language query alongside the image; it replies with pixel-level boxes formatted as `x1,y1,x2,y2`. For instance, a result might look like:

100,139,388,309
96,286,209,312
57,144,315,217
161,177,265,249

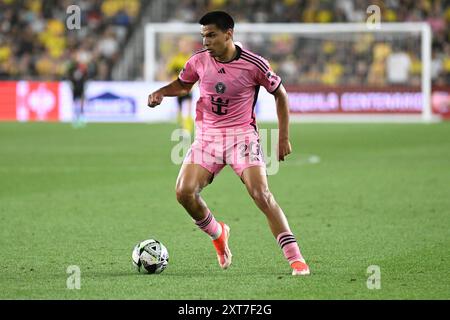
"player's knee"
249,188,273,210
175,184,197,205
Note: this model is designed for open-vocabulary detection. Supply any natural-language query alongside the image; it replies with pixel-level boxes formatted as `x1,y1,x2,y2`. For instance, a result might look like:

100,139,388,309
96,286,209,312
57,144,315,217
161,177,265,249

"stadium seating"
0,0,448,86
0,0,142,80
157,0,449,86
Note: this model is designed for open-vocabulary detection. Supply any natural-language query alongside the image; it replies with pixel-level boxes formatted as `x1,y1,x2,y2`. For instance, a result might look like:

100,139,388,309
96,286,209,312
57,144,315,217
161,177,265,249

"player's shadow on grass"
163,267,294,278
86,271,142,278
89,269,312,279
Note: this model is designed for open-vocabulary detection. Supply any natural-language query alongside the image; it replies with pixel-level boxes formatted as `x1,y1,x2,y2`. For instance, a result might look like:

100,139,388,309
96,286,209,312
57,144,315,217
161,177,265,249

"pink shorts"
183,129,266,180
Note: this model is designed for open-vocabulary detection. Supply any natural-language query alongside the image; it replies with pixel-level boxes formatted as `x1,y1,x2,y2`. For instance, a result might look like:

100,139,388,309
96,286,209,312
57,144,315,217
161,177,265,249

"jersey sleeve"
254,58,282,94
178,55,199,84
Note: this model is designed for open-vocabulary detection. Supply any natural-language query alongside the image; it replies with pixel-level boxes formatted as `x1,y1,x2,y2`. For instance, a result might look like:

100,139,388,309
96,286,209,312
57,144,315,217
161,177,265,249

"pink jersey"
178,45,281,134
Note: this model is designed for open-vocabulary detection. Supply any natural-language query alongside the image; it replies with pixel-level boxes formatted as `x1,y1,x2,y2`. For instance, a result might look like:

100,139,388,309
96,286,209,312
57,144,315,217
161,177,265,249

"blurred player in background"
167,37,194,134
68,54,88,128
148,11,309,276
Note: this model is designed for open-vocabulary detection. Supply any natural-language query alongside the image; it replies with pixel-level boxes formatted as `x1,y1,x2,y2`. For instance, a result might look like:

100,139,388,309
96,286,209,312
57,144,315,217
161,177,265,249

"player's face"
201,24,231,57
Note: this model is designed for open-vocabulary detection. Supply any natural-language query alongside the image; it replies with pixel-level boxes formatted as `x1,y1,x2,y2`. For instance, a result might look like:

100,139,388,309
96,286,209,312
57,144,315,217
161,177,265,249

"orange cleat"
291,260,310,276
212,222,232,269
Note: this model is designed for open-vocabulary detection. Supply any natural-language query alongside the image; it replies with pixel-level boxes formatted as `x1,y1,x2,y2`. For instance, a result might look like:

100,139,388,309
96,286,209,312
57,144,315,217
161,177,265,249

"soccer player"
68,58,88,128
148,11,309,276
167,37,194,133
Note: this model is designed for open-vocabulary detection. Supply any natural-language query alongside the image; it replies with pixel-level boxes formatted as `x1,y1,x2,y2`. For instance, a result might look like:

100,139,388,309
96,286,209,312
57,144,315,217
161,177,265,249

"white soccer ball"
132,239,169,274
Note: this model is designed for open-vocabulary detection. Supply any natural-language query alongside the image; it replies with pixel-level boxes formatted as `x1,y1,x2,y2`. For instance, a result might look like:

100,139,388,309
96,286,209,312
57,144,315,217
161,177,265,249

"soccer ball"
132,239,169,274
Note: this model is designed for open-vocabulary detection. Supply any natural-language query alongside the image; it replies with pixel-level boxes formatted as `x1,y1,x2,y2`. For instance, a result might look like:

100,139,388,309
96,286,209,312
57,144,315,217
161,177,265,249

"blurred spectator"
387,47,411,84
97,26,119,59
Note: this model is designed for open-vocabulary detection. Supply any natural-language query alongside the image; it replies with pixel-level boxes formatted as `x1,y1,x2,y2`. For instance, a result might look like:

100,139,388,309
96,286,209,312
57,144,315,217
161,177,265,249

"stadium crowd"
158,0,449,86
0,0,448,86
0,0,142,80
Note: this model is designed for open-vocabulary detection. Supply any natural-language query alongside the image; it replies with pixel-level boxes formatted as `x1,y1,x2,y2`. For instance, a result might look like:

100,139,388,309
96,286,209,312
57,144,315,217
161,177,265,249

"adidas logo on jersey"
218,68,226,74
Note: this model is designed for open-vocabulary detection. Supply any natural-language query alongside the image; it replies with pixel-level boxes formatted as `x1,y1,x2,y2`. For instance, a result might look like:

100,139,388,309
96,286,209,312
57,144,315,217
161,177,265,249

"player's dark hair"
199,11,234,31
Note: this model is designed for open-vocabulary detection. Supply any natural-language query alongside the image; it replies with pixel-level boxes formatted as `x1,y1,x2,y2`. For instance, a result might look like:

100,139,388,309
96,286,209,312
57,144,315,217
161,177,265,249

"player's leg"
72,96,81,128
175,163,212,221
175,163,232,269
78,95,86,127
241,165,310,275
176,96,183,127
183,95,194,134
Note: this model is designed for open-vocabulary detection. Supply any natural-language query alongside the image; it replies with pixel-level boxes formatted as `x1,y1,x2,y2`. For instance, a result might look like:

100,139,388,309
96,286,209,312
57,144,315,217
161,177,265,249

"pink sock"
195,211,222,240
277,231,304,264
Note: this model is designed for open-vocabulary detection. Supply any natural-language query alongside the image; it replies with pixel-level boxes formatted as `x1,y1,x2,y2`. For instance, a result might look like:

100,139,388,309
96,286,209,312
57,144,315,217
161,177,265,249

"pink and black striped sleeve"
255,58,282,94
178,55,199,84
241,50,282,94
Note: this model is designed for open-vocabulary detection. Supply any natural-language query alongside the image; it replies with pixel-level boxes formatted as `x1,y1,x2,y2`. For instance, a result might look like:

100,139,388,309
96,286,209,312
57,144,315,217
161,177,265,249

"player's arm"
272,84,292,161
148,79,194,108
254,57,291,161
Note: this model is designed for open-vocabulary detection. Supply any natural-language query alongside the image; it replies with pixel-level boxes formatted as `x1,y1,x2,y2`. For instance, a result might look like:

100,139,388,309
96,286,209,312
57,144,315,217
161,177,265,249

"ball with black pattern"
132,239,169,274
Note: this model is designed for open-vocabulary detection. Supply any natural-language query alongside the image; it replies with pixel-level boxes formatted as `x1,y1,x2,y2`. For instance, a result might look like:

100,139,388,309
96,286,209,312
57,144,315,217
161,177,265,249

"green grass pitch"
0,122,449,299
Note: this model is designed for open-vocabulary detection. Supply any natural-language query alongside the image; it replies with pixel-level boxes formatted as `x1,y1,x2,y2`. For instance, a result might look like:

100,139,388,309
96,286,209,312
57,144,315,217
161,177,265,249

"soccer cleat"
212,222,232,269
291,260,310,276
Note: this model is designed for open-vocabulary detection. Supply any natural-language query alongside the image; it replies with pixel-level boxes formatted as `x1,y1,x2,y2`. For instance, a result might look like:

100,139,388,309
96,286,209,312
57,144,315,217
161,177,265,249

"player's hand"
148,91,164,108
278,138,292,162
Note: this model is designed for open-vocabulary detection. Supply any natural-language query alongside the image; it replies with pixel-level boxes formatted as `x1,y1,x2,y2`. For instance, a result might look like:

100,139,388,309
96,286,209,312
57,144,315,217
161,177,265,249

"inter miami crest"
215,82,226,94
